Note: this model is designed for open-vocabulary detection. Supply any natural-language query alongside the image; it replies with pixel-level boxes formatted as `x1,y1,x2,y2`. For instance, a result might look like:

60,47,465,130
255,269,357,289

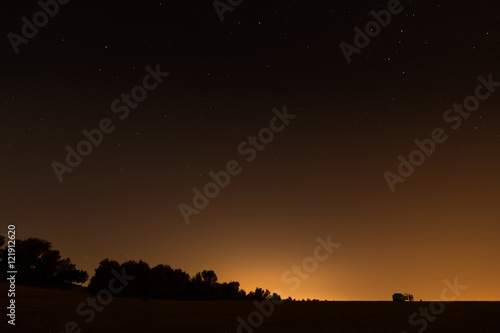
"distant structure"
392,293,414,302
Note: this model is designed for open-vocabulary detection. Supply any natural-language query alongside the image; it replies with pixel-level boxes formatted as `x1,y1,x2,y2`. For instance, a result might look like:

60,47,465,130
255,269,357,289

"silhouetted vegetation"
89,259,278,301
0,237,88,286
0,236,279,300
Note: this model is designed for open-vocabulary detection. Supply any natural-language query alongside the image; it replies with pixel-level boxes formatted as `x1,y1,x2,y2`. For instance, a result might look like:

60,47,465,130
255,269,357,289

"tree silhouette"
201,270,218,285
0,237,88,285
253,287,271,300
217,281,241,300
120,260,151,298
149,264,190,299
88,259,121,294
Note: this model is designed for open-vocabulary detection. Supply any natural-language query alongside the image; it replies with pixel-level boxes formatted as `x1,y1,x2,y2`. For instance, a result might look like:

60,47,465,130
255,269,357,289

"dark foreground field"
1,283,499,333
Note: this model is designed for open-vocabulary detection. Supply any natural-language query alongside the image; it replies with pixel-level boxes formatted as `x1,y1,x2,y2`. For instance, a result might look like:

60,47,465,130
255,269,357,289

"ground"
1,282,499,332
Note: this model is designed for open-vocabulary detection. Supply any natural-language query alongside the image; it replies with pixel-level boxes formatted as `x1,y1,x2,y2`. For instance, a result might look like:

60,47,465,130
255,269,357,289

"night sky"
2,0,500,300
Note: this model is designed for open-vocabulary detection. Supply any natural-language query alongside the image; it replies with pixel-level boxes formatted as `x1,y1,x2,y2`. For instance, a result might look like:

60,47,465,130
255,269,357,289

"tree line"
0,236,280,301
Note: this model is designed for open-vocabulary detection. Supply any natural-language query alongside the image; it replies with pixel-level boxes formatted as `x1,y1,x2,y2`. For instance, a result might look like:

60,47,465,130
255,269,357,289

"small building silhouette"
392,293,414,302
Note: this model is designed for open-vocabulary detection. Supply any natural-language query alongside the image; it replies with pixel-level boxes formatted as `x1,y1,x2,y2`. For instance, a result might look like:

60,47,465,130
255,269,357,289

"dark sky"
2,0,499,300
